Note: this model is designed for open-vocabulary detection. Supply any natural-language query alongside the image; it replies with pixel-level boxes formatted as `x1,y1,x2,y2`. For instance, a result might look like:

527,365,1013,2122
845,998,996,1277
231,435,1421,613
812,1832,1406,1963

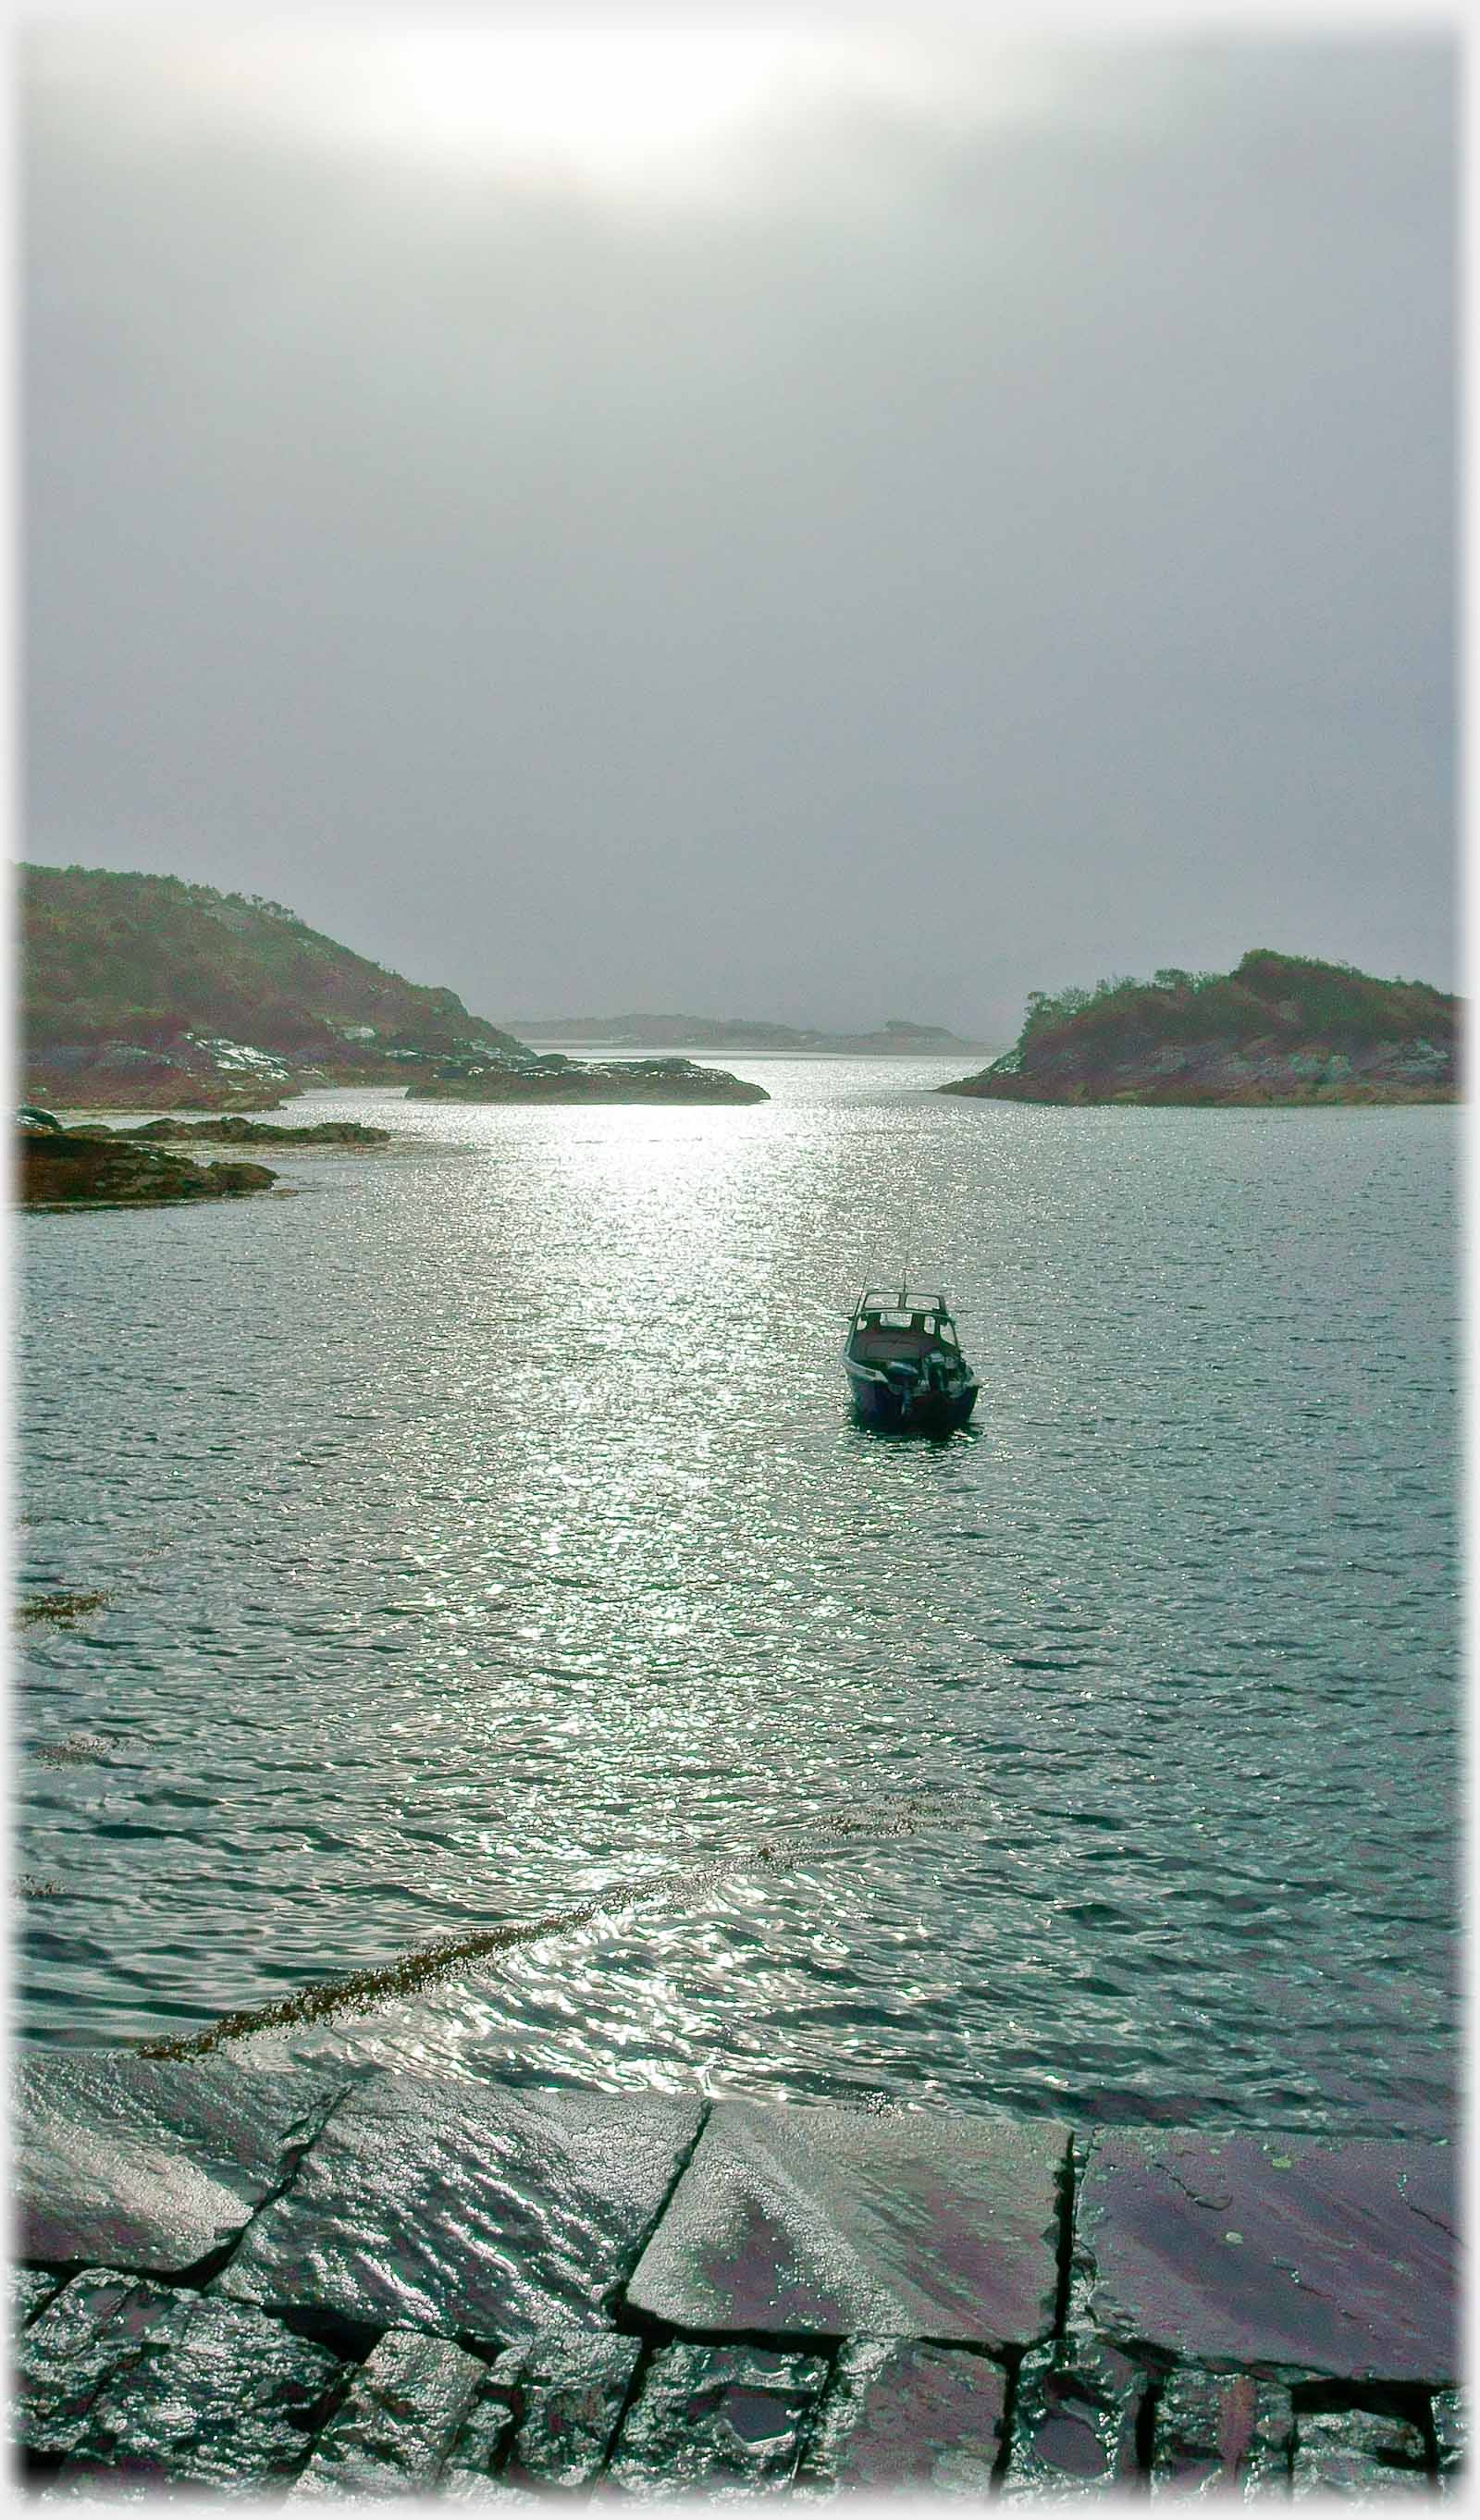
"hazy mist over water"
18,1069,1458,2135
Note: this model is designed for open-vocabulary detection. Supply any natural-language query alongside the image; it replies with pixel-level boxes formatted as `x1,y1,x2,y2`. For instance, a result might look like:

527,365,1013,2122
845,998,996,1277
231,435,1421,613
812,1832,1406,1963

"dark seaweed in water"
17,1591,110,1626
137,1797,970,2059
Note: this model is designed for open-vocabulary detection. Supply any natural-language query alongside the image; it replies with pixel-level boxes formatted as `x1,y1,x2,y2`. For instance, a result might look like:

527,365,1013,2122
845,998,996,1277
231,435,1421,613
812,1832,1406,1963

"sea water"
17,1061,1459,2135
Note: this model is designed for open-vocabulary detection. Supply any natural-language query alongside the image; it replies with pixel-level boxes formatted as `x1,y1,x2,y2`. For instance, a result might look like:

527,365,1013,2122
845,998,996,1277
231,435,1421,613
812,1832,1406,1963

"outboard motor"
884,1359,920,1417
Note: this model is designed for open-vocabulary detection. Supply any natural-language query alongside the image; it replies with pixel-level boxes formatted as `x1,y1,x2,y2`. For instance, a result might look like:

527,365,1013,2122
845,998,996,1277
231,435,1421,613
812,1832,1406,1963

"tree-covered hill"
939,950,1459,1105
20,863,524,1106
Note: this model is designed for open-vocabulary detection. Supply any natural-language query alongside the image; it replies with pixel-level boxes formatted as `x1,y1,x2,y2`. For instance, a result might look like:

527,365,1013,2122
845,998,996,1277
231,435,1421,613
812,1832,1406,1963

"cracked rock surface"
1078,2130,1458,2380
218,2077,703,2339
796,2337,1005,2494
15,2053,347,2275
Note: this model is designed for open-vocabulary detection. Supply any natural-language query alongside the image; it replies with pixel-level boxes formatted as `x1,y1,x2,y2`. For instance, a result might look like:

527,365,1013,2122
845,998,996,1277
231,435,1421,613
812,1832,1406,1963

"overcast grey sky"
23,19,1454,1038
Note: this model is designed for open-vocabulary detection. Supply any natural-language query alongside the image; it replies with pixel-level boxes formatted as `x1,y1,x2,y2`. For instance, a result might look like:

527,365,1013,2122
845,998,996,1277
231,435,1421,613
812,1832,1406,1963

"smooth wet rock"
1150,2366,1293,2494
16,2053,347,2275
1078,2131,1458,2381
608,2341,828,2497
1434,2386,1467,2490
504,2330,642,2486
626,2102,1068,2347
53,2291,345,2490
292,2328,487,2495
1000,2333,1144,2495
221,2076,704,2340
15,2269,191,2459
1291,2404,1431,2497
796,2336,1005,2495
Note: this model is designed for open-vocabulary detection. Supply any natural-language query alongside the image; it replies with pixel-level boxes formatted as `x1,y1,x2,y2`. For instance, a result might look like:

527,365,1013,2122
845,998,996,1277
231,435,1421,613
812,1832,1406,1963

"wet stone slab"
608,2342,830,2498
11,2265,65,2330
16,2053,348,2277
15,2269,191,2462
1150,2366,1294,2495
438,2354,523,2491
292,2327,488,2496
504,2330,643,2486
52,2291,347,2492
1078,2131,1458,2381
1434,2387,1467,2492
999,2333,1144,2496
16,2268,345,2489
625,2103,1068,2347
795,2336,1005,2495
1290,2404,1431,2497
219,2077,704,2341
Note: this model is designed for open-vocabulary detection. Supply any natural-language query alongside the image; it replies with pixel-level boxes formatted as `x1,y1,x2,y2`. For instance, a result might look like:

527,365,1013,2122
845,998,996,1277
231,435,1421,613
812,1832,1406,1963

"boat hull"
845,1364,979,1435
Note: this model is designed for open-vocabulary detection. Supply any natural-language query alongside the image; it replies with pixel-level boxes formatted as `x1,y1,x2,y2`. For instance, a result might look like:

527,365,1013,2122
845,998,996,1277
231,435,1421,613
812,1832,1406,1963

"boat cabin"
848,1290,963,1364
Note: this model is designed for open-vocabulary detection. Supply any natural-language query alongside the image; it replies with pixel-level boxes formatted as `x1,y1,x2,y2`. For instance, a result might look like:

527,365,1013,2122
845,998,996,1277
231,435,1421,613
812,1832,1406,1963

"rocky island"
939,951,1459,1106
408,1056,768,1105
18,1111,278,1207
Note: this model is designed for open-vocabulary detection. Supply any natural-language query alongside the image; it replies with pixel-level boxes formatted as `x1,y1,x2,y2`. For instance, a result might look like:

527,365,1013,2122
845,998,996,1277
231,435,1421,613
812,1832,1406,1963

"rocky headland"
408,1056,769,1105
939,951,1458,1106
21,863,526,1109
18,1111,278,1207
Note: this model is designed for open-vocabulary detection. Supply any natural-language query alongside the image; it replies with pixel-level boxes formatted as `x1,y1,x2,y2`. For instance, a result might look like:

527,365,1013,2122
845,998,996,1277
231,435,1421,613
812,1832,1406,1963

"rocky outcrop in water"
409,1056,769,1105
108,1118,391,1146
940,951,1459,1106
18,1110,277,1205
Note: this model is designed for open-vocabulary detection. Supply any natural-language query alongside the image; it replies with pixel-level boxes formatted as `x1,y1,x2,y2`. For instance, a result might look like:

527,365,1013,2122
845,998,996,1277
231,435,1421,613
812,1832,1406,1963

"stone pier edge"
11,2053,1464,2497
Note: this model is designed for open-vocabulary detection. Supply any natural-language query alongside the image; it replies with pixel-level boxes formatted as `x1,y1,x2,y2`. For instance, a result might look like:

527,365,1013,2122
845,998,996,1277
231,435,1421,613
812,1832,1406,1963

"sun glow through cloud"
29,19,1055,198
331,28,817,185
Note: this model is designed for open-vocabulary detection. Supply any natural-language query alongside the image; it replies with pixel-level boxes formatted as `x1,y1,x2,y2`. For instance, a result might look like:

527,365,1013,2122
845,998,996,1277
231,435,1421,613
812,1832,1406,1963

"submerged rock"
109,1117,392,1146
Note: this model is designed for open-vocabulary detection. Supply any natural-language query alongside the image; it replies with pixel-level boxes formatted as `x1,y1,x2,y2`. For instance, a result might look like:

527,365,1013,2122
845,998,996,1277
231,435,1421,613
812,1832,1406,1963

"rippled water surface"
18,1064,1459,2135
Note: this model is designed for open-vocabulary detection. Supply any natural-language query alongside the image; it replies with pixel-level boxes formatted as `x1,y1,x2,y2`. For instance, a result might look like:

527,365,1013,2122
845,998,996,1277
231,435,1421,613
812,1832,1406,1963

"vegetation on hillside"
1000,949,1456,1075
20,864,520,1066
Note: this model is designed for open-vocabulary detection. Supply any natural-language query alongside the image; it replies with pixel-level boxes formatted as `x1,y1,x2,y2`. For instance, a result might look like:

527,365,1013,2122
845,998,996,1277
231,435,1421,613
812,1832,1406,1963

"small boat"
843,1286,980,1433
